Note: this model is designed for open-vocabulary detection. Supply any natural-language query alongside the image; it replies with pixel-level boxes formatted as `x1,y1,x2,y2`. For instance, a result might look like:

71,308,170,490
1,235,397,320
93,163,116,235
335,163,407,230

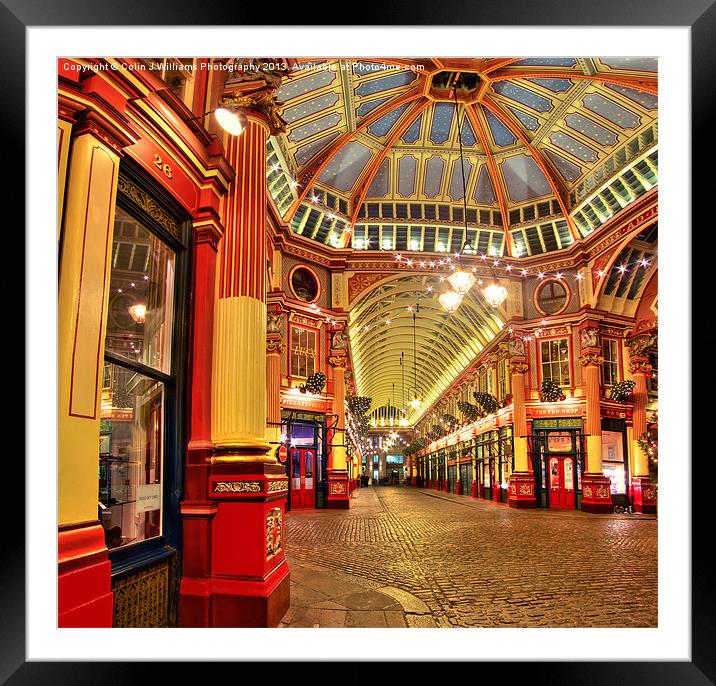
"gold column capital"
579,353,604,367
509,360,529,375
628,359,652,375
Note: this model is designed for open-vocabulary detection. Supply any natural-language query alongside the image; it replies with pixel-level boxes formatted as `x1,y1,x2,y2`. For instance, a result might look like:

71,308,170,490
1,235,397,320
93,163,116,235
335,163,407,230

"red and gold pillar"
179,72,290,627
327,329,350,508
266,307,285,450
627,334,657,514
57,115,131,626
579,324,613,513
507,337,536,508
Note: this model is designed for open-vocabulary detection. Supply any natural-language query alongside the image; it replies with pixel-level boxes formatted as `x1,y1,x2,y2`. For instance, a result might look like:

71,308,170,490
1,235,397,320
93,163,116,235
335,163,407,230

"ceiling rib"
481,95,580,241
348,98,432,231
465,104,512,254
286,82,427,221
487,69,658,96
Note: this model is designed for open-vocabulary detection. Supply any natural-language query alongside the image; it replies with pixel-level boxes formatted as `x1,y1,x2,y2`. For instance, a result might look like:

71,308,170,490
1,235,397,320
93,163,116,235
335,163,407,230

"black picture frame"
13,1,707,681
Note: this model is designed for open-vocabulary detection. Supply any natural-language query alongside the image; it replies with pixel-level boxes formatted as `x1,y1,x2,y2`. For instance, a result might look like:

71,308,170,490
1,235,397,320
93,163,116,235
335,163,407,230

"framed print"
12,1,709,682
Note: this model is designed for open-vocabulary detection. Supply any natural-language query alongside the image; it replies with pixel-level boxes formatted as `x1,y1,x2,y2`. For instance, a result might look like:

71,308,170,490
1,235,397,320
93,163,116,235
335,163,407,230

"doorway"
290,447,316,509
547,454,576,509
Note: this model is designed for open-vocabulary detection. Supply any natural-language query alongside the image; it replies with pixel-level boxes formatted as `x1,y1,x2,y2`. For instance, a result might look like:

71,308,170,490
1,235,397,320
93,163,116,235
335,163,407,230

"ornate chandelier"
438,290,464,313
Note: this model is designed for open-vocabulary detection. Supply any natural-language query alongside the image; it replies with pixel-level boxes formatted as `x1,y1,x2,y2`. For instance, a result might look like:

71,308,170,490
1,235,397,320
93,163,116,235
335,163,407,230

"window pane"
105,206,175,374
99,363,164,549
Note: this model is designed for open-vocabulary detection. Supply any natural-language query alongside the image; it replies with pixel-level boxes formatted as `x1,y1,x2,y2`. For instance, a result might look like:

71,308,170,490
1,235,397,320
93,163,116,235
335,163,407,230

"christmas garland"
610,380,636,403
637,424,658,486
457,400,480,423
473,391,499,415
540,379,566,402
441,413,460,431
347,396,372,415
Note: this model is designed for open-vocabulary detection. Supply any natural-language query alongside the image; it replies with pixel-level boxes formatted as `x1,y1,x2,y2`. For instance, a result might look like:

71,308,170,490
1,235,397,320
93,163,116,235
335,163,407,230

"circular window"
535,280,569,315
290,266,320,302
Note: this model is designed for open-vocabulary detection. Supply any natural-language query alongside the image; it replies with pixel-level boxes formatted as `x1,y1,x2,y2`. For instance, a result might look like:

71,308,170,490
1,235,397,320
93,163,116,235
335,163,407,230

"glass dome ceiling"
266,57,658,258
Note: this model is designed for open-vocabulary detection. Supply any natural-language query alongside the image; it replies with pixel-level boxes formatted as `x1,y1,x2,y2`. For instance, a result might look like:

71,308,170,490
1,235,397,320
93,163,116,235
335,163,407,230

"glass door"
290,448,316,509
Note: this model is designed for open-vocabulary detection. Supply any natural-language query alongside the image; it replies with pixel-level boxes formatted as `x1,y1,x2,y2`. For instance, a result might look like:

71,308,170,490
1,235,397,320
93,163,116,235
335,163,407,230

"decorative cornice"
266,340,285,353
117,175,179,237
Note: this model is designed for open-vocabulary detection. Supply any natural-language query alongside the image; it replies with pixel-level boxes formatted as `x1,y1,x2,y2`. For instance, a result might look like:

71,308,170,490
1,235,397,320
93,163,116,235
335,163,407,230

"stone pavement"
278,485,657,628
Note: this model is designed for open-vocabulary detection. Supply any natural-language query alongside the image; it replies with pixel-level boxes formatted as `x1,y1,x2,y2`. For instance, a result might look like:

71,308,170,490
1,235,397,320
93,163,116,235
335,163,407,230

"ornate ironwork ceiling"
268,57,658,258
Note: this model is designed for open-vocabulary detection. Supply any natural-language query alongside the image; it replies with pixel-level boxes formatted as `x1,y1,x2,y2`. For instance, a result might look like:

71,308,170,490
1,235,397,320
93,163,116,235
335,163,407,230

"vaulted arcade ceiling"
264,57,658,421
267,57,658,259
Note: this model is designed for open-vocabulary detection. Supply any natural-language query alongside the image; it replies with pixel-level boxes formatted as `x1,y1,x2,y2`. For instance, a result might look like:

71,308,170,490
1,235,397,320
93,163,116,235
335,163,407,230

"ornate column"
266,307,285,450
327,328,350,508
180,64,290,627
578,325,613,513
627,333,657,514
57,110,133,626
507,335,536,508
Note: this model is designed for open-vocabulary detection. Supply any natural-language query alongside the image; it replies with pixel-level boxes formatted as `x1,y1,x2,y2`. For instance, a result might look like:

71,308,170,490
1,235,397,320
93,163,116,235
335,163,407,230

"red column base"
456,479,461,495
179,460,291,627
630,476,657,514
58,523,113,627
180,561,290,628
444,480,449,493
471,481,478,498
581,475,615,513
508,473,537,509
326,472,350,509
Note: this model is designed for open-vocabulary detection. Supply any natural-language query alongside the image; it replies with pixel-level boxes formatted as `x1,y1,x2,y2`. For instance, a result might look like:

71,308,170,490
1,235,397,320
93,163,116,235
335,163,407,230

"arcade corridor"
280,486,657,628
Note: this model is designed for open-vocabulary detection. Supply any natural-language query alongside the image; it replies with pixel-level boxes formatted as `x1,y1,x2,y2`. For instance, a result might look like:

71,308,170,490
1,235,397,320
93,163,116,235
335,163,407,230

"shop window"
601,338,620,387
106,206,175,374
602,430,626,494
535,279,568,315
290,327,317,379
100,193,181,551
540,338,571,387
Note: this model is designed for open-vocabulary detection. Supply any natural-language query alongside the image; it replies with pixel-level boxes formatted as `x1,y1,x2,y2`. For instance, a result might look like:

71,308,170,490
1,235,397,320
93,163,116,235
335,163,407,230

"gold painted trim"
213,480,262,493
117,175,179,237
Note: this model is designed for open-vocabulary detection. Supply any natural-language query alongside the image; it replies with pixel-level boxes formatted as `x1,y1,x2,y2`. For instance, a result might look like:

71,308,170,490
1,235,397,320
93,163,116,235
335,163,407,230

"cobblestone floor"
279,486,657,628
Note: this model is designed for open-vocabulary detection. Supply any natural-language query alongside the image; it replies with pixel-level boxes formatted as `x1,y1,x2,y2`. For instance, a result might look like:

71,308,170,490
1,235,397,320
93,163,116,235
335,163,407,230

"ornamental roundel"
535,279,570,316
289,265,321,303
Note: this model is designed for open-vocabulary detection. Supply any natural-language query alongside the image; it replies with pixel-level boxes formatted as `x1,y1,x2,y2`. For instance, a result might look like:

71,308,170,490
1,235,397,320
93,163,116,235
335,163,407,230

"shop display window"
105,206,175,374
99,180,181,552
602,430,626,494
99,364,164,549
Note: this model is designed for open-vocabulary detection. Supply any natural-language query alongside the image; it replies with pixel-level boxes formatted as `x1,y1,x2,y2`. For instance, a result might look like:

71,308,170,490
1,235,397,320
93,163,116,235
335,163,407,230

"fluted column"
627,332,657,513
181,66,291,628
326,328,350,508
578,325,613,513
507,335,536,508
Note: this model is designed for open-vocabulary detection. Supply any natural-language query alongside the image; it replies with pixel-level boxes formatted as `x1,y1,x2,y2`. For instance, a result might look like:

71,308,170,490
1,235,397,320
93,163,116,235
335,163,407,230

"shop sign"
532,417,583,429
136,483,161,512
531,404,583,418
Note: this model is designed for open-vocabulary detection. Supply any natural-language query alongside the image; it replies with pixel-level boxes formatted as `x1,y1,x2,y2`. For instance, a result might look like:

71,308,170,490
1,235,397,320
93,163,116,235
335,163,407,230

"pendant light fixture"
408,303,422,409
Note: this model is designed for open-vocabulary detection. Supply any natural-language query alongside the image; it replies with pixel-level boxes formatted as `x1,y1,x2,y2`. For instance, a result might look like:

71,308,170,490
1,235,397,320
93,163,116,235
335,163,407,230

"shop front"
530,418,586,510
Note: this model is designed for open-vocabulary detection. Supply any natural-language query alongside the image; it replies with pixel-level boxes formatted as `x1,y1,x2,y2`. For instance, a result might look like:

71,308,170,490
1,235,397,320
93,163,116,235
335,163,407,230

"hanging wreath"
610,380,636,403
540,379,566,402
473,391,500,415
457,400,480,423
302,371,326,394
